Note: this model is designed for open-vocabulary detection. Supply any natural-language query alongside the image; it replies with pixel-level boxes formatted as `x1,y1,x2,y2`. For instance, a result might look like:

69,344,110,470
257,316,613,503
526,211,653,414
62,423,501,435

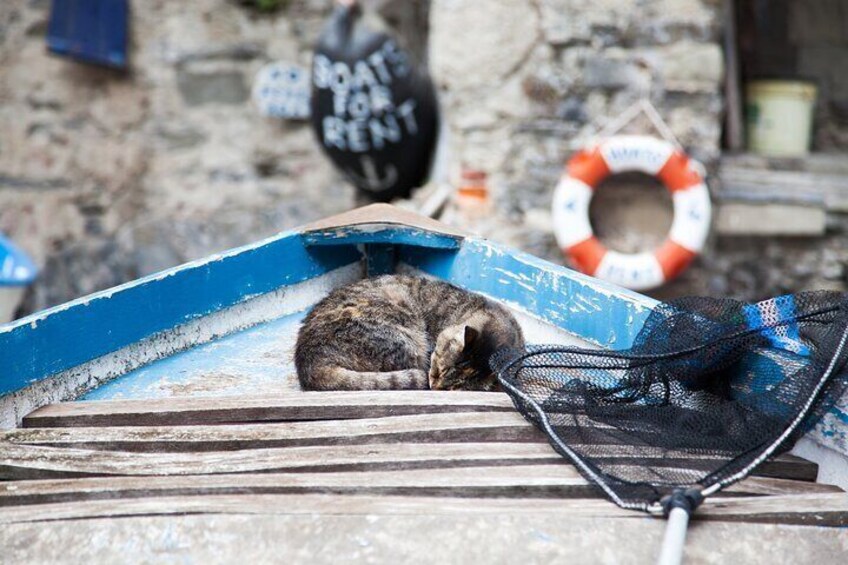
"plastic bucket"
746,80,817,157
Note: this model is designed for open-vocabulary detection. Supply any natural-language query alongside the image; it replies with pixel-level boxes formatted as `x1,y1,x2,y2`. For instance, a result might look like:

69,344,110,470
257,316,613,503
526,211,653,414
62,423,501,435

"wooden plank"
0,442,566,480
299,203,468,241
1,492,847,526
715,202,826,236
717,165,848,211
21,391,517,428
0,438,819,483
3,513,846,565
6,413,824,483
0,466,836,509
697,493,848,526
0,418,815,480
744,454,819,482
12,405,821,482
0,465,593,506
724,476,841,497
600,454,818,483
5,412,544,452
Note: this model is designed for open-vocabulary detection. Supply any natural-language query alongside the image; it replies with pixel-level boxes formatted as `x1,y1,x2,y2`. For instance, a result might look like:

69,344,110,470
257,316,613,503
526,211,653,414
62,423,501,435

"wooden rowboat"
1,204,847,563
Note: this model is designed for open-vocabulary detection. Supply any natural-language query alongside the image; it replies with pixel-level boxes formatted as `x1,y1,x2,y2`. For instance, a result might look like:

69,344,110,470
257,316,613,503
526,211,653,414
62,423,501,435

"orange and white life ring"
552,135,711,291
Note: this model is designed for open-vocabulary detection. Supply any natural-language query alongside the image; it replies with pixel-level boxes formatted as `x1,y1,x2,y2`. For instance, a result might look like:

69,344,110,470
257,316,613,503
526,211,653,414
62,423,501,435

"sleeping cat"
295,275,524,391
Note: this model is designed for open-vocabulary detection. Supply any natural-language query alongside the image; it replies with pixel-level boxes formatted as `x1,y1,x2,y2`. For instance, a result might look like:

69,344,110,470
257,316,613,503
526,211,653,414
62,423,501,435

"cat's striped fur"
294,275,524,391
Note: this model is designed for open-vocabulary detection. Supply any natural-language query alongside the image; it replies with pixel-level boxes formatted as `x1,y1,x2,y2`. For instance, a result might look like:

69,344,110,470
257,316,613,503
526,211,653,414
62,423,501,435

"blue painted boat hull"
1,204,845,480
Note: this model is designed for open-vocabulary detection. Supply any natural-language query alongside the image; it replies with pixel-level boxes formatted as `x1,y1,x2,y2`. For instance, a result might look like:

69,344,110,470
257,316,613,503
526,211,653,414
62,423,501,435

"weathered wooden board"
2,492,848,526
0,466,837,508
12,411,745,453
9,514,848,565
22,391,517,428
0,442,567,480
0,438,819,482
0,465,592,506
5,412,543,451
3,514,846,565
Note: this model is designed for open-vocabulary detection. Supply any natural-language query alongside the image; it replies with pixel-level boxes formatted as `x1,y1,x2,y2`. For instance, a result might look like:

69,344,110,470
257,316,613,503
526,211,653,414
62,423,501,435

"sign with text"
253,62,311,120
310,4,438,202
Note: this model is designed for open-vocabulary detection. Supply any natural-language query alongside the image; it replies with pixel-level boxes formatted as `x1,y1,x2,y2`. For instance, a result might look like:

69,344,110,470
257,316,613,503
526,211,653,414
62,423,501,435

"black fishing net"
493,291,848,512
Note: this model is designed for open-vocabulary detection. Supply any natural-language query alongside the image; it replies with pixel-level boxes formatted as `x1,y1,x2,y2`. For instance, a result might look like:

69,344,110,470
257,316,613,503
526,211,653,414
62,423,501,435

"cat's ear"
463,326,479,350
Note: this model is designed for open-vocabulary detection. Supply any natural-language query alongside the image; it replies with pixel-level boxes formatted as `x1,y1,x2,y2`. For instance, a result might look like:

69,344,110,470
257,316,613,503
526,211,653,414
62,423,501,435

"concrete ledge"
715,202,826,236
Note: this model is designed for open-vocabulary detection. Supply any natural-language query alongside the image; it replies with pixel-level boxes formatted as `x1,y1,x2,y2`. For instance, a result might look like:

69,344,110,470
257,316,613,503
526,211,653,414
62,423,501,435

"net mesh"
493,291,848,511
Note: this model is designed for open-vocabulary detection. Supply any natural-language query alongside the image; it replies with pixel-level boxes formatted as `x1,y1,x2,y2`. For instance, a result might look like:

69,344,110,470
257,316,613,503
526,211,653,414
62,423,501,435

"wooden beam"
22,391,517,428
2,513,846,564
5,412,544,451
0,465,592,506
0,442,566,480
0,466,836,508
2,492,847,526
0,439,818,482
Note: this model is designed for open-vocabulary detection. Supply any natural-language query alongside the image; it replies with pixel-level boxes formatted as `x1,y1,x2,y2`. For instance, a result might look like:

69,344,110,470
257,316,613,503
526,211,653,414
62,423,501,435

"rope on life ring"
552,135,711,291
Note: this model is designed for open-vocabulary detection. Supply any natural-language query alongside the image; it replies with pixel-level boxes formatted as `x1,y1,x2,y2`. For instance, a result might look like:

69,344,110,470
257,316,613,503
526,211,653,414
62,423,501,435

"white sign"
252,62,311,120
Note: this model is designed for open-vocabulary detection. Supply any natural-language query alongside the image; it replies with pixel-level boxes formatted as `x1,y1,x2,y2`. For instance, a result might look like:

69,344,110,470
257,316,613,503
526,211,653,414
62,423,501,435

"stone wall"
2,0,847,316
0,0,358,314
429,0,727,297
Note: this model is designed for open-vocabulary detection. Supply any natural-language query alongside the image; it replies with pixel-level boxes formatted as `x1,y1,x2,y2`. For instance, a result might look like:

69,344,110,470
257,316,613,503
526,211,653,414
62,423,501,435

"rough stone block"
632,0,720,44
583,53,645,90
538,0,640,46
715,202,826,236
429,0,538,91
177,69,249,106
654,41,724,90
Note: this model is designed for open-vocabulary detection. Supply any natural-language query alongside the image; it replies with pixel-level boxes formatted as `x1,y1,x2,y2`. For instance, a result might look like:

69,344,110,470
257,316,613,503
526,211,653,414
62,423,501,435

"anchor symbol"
343,156,398,193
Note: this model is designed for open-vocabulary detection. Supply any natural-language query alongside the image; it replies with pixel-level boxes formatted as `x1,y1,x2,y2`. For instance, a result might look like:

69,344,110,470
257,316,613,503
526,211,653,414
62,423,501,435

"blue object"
0,234,37,288
47,0,129,69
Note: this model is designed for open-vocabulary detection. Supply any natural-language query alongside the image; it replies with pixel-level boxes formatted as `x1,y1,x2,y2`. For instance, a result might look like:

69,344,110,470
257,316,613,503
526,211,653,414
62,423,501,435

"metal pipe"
657,507,690,565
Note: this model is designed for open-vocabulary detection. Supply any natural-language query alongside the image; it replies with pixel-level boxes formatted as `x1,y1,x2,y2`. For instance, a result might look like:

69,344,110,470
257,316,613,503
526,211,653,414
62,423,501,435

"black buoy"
311,0,439,202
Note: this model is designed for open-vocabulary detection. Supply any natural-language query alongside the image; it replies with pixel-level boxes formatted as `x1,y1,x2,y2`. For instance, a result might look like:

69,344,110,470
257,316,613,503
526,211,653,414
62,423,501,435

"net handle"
657,507,689,565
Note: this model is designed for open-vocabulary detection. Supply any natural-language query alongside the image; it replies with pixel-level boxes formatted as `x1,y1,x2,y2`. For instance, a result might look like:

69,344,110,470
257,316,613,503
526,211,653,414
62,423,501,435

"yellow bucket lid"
747,80,818,101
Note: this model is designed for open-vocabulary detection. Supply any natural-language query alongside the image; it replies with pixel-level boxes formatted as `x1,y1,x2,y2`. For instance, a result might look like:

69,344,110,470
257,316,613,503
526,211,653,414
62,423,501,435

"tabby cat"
295,275,524,391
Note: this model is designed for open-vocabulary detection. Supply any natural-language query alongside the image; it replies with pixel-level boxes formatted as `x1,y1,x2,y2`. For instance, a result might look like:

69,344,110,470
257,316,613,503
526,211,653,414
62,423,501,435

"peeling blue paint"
0,231,360,397
399,238,657,349
830,407,848,425
82,310,307,400
303,226,461,249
